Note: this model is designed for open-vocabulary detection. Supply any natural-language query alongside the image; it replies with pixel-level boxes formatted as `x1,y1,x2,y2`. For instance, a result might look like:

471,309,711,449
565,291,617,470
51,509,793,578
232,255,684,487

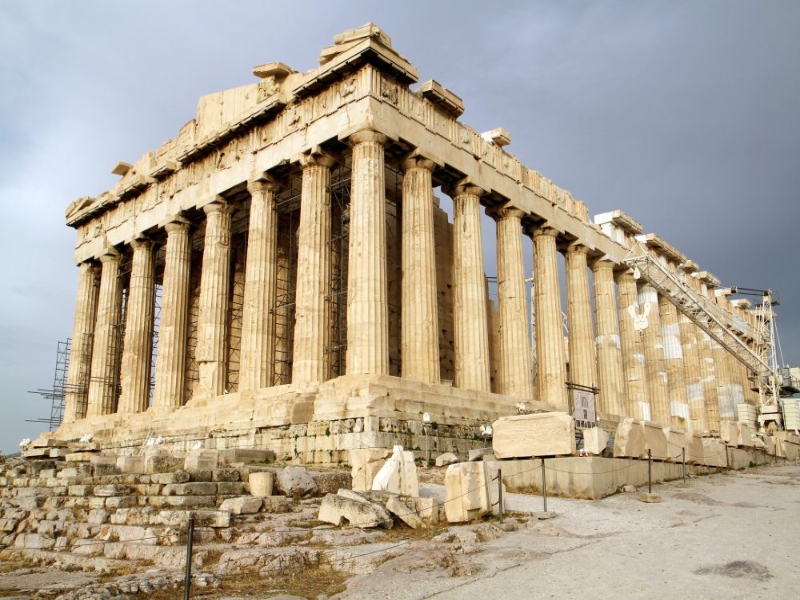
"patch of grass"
380,523,448,542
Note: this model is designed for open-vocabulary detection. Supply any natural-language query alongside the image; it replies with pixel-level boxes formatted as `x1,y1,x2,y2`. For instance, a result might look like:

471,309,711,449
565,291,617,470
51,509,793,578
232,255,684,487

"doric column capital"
401,156,435,173
299,147,337,169
77,260,98,273
203,198,234,216
98,249,122,264
348,129,388,146
488,205,525,222
164,218,190,234
247,174,281,195
130,237,155,252
445,178,485,199
565,242,590,256
591,257,616,272
530,225,560,240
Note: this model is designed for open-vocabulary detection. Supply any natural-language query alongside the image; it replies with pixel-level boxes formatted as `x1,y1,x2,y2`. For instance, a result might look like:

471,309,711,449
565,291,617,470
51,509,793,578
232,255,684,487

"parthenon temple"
55,24,775,461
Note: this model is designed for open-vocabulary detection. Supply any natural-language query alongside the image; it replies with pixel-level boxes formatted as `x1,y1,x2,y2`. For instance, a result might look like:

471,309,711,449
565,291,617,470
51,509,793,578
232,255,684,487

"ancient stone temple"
56,24,772,462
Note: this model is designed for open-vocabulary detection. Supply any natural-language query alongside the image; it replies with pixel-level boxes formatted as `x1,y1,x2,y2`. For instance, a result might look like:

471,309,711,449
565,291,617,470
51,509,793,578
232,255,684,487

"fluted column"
532,226,568,410
705,289,735,421
689,277,720,431
401,157,440,384
617,271,649,420
659,293,689,428
451,182,491,392
152,220,191,409
678,267,706,432
494,208,533,398
678,311,706,432
239,178,280,391
196,200,233,397
292,152,335,385
592,259,625,418
565,244,597,390
638,283,669,424
87,251,124,416
64,262,100,421
346,130,389,376
118,239,156,413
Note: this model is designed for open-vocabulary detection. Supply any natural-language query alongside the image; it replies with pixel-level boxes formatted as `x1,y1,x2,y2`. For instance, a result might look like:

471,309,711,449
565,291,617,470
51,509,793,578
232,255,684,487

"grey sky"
1,1,798,454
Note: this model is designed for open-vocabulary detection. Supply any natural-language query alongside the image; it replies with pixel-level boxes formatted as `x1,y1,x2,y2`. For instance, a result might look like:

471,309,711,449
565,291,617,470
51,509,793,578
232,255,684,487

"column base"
55,375,553,465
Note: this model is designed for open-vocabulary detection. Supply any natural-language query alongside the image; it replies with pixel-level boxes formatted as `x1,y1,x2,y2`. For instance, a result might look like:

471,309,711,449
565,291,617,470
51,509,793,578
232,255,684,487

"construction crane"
622,245,795,431
729,287,799,431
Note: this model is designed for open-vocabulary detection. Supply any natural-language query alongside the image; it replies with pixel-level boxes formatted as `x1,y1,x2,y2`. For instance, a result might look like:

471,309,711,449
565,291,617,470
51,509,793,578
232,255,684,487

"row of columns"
63,127,753,433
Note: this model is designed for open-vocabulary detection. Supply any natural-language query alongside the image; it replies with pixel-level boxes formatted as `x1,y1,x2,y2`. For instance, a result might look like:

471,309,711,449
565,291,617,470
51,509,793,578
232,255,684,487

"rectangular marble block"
491,412,575,459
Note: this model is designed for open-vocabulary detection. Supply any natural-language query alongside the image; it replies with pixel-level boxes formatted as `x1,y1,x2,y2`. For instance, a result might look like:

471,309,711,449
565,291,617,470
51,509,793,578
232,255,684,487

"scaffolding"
27,339,72,431
227,211,250,392
328,161,352,378
273,175,301,385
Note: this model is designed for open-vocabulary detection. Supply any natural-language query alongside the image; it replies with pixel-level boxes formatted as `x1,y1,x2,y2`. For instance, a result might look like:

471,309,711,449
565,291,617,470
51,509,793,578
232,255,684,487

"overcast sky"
1,1,798,454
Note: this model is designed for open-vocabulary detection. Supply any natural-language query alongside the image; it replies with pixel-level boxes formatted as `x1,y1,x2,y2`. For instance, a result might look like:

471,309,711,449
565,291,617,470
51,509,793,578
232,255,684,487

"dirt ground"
1,463,798,599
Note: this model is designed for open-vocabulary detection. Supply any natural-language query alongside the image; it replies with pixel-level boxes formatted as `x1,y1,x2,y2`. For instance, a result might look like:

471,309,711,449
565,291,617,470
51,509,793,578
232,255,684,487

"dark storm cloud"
1,0,797,452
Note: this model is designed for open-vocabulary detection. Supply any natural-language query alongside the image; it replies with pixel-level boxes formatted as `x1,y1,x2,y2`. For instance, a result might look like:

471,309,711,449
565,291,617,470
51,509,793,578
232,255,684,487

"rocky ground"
1,462,798,599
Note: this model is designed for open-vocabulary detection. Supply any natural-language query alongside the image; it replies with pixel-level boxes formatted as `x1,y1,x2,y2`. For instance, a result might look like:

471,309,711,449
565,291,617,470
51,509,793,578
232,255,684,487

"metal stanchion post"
648,449,652,494
682,447,686,483
498,468,504,524
184,514,194,600
726,446,730,470
541,458,548,513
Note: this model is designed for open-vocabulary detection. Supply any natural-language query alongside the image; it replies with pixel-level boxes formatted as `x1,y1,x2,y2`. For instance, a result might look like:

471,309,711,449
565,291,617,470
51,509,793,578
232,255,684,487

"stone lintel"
251,61,295,80
640,233,686,263
681,259,699,273
481,128,511,147
149,160,179,180
593,209,643,234
714,287,735,297
694,270,722,287
111,161,132,177
418,80,464,118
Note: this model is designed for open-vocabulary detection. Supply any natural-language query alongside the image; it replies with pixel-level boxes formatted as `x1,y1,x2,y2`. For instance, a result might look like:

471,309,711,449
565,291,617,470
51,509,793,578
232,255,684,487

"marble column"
678,314,706,433
64,262,100,421
451,182,491,392
292,152,335,385
401,157,440,384
592,259,626,418
87,251,124,416
346,130,389,376
239,178,280,391
532,226,568,410
616,270,649,420
196,200,233,397
638,283,669,424
152,220,192,409
495,208,533,398
659,292,689,428
692,280,721,431
565,244,597,390
705,289,735,422
118,239,156,413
